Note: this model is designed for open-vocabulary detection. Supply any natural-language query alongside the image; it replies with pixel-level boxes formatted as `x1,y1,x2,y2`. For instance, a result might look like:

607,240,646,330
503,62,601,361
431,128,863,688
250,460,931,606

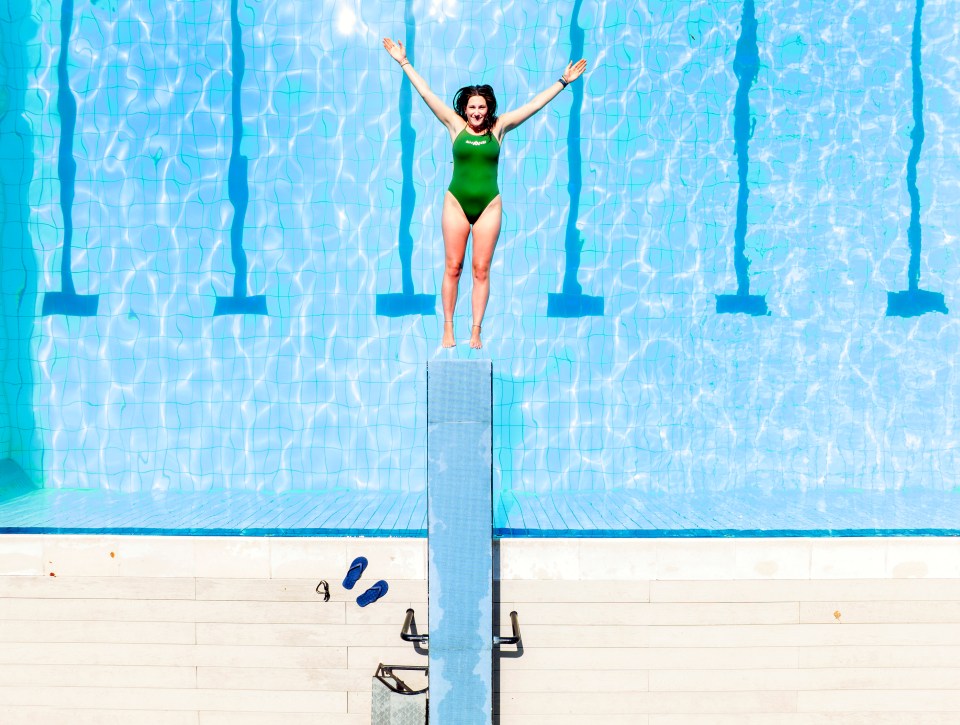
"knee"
445,259,463,279
472,262,490,283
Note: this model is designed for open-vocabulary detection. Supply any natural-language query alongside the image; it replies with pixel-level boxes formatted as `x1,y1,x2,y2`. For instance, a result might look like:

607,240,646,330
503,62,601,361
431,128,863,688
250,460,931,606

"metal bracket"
400,608,521,648
493,611,521,647
401,608,429,643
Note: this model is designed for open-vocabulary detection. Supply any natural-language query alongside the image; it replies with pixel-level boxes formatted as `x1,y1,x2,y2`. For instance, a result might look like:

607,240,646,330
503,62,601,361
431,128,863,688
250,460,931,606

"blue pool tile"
3,486,960,537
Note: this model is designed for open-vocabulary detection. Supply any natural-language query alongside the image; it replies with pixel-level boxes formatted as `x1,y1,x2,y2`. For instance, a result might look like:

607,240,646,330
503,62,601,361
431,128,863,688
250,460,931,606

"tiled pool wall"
1,0,959,505
0,0,38,480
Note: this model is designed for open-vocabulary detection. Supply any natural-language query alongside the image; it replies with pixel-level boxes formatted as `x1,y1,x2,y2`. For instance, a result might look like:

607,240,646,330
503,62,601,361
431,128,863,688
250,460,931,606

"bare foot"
469,324,482,349
442,320,456,348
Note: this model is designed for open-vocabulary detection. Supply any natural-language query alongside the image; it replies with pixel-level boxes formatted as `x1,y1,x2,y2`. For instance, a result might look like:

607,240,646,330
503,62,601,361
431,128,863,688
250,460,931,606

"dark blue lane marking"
377,0,435,317
716,0,767,316
886,0,947,317
214,0,267,316
547,0,602,318
42,0,98,316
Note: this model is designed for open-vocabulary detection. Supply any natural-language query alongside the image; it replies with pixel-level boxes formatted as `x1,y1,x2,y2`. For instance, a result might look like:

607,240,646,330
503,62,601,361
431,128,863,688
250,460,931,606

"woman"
383,37,587,348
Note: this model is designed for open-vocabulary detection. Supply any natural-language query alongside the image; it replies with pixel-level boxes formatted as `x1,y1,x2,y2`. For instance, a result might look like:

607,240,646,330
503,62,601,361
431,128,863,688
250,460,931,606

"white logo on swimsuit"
465,139,487,146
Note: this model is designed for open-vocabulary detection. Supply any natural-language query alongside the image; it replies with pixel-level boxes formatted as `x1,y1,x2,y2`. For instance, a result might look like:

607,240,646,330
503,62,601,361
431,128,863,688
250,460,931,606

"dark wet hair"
453,85,498,135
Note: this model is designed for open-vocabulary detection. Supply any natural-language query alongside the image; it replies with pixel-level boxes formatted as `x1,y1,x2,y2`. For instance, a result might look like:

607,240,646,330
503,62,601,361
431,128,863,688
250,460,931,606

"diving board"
427,359,493,723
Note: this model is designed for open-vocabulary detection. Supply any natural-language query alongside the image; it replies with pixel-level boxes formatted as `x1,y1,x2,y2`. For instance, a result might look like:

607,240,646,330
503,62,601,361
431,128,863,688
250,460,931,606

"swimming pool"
1,0,959,535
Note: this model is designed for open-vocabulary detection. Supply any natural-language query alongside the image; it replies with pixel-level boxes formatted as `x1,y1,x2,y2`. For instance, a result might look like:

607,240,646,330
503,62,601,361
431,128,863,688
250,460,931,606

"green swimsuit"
448,127,501,224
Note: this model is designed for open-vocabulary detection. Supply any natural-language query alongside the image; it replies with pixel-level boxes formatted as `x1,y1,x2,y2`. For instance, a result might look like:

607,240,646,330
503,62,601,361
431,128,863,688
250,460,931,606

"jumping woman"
383,38,587,348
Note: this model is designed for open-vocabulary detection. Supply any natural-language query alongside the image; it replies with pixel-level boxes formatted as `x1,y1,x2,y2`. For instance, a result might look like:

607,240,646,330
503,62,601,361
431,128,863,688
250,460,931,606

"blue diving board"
427,359,493,723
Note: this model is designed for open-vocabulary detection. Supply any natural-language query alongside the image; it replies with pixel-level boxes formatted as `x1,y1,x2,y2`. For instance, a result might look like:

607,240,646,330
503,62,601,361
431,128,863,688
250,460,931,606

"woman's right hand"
382,38,408,66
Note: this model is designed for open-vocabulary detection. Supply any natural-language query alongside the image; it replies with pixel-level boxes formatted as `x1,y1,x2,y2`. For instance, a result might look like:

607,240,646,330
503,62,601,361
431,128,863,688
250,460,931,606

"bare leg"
440,192,471,347
468,196,502,349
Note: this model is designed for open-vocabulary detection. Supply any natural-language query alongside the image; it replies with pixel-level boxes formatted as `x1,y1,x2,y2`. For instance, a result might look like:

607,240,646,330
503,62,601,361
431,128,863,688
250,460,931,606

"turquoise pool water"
1,0,959,534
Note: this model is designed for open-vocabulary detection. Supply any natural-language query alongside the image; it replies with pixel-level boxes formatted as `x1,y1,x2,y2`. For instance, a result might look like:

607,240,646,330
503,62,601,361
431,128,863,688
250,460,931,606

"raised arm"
497,60,588,137
383,38,461,134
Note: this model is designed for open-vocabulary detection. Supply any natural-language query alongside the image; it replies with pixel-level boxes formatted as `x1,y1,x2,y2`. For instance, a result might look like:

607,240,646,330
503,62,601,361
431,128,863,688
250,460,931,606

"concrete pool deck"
3,534,960,723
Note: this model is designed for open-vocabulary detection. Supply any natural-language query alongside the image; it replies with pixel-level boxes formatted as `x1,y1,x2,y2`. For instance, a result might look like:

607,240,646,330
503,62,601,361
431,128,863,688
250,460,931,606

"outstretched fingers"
561,59,588,83
382,38,406,63
564,58,588,82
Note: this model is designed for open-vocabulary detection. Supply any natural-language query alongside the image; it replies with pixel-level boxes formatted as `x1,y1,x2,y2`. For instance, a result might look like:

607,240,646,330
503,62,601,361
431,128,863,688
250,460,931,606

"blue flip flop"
342,556,368,590
357,580,389,607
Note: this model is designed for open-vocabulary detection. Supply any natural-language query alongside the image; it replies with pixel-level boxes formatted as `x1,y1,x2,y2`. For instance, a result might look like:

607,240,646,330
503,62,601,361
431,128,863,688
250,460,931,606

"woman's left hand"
562,59,588,83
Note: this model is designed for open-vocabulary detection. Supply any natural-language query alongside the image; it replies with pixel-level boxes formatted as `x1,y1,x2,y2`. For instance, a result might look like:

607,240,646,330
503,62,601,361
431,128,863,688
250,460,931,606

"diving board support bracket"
427,359,493,723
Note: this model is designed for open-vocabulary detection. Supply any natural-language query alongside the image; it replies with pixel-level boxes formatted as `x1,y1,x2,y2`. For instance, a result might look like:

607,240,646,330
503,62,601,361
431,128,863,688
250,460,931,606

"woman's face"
465,95,488,129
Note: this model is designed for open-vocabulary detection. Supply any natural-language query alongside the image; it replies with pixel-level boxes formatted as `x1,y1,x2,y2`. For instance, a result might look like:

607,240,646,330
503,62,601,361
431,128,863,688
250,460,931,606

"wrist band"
558,77,569,88
400,61,410,68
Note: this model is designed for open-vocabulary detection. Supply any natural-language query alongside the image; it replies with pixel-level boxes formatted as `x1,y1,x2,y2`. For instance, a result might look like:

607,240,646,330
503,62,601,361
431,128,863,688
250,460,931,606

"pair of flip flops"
343,556,389,607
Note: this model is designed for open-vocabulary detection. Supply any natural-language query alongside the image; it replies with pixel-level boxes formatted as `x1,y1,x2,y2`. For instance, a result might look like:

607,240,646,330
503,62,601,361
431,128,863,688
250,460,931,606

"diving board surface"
427,359,493,724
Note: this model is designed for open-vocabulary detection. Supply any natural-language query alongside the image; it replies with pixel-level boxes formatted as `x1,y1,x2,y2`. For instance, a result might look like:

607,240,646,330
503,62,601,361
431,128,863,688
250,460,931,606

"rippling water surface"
10,0,960,495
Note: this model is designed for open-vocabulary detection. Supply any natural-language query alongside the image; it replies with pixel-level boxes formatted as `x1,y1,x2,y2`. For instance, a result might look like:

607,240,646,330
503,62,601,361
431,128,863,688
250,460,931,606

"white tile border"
0,535,958,580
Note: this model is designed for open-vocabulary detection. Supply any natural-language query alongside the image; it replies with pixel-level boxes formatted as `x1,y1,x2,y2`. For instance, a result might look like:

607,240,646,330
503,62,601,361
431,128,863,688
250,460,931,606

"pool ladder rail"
399,608,522,648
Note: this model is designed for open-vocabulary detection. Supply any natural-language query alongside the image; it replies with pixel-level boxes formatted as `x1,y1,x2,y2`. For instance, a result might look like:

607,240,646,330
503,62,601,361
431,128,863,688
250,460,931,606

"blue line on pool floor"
1,486,960,537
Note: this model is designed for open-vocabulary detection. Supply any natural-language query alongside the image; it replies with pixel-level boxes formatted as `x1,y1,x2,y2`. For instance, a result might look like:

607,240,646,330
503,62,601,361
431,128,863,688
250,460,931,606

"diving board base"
213,295,268,316
41,292,99,317
886,289,948,318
